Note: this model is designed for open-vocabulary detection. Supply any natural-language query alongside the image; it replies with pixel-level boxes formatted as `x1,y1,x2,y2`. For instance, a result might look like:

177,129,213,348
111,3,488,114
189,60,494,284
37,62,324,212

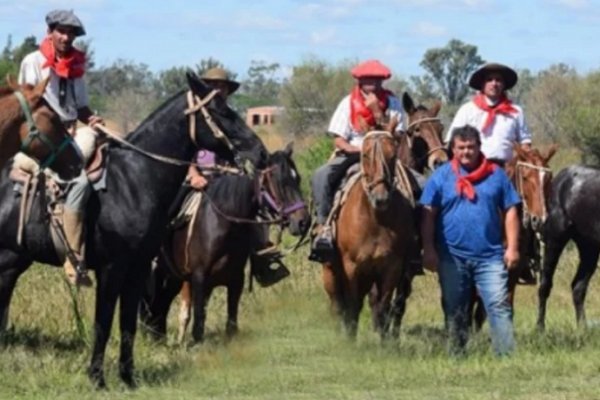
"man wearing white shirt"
309,60,406,262
447,63,536,284
18,10,103,287
446,63,532,165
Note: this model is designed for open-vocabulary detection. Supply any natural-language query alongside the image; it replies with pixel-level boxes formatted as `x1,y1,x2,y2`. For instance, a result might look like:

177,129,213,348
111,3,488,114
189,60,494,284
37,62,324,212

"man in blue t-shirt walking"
420,125,521,356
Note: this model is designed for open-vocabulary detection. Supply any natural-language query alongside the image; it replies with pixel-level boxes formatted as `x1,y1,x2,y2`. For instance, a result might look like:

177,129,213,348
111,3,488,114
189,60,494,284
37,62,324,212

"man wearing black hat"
446,63,532,164
18,9,103,287
446,63,535,285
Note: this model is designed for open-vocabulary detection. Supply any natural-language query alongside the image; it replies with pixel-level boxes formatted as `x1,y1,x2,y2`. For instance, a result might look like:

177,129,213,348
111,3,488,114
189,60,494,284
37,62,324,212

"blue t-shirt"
420,162,521,261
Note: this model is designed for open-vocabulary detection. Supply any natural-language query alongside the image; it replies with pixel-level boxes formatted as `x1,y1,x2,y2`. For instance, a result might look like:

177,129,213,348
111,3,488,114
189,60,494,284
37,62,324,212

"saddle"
323,159,416,243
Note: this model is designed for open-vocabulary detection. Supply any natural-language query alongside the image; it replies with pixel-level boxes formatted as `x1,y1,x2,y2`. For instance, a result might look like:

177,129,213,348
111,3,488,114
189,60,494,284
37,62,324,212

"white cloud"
297,2,355,19
554,0,589,9
411,21,447,37
310,27,337,45
234,13,287,30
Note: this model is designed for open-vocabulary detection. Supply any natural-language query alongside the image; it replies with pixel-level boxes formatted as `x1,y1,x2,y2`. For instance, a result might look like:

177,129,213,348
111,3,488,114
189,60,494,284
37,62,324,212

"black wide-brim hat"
468,63,518,91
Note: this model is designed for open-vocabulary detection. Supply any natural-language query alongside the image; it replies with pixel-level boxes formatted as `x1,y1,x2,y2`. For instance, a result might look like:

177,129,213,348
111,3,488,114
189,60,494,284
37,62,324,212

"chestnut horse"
471,144,558,329
321,111,443,339
141,143,310,343
0,77,81,179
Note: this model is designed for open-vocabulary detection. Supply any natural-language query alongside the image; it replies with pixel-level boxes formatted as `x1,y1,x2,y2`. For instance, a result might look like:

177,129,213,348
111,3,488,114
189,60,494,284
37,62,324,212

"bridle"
514,160,552,228
360,131,396,198
14,91,74,169
258,165,306,223
405,115,447,166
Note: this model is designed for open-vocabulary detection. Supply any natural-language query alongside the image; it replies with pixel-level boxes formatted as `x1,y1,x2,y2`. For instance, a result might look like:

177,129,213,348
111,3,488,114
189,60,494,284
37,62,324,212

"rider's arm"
77,106,103,127
187,163,208,190
333,136,360,154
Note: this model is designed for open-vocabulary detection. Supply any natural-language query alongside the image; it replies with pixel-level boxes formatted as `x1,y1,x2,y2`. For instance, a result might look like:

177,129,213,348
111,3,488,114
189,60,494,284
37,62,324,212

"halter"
405,116,447,165
259,166,306,220
514,160,552,227
14,91,74,169
360,131,395,198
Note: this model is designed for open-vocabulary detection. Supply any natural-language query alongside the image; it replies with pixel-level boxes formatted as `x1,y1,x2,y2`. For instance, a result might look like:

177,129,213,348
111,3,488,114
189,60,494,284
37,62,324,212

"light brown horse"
0,76,81,179
321,127,416,339
471,143,558,329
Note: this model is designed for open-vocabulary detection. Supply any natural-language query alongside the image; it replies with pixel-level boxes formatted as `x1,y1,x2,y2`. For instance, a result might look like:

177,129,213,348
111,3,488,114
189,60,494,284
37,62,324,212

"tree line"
2,36,600,163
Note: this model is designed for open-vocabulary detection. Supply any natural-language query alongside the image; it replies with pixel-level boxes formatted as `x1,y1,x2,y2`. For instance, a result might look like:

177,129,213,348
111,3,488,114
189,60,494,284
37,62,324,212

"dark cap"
46,9,86,37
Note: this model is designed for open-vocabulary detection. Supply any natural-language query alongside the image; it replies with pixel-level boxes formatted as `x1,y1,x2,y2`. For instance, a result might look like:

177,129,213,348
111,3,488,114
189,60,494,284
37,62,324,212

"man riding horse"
446,62,536,284
17,9,104,287
181,67,289,287
309,59,406,262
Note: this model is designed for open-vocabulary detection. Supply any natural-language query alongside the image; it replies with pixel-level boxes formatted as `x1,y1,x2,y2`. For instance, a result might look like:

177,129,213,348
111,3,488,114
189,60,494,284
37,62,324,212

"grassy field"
1,243,600,400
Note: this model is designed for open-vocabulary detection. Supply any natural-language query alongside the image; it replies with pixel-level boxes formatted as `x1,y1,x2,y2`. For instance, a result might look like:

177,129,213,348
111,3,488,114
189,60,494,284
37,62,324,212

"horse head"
261,142,311,236
400,93,448,173
506,143,558,231
0,75,82,179
360,130,398,211
185,72,268,171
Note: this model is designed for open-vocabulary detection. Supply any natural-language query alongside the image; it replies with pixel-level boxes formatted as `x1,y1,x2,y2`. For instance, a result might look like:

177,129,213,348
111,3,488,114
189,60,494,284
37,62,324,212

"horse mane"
0,87,14,97
203,173,257,218
125,90,186,140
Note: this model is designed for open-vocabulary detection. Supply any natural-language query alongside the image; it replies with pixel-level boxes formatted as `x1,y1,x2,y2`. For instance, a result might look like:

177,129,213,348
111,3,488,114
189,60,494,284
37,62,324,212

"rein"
14,91,74,169
360,130,395,197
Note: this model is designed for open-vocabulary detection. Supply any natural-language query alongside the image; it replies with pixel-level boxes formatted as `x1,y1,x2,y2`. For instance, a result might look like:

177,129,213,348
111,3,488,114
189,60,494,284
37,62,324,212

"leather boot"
62,210,93,287
308,225,334,262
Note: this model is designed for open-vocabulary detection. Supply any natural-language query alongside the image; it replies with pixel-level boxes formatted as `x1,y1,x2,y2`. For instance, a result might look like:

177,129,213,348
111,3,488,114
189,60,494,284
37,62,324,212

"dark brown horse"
0,77,81,179
537,164,600,330
471,144,557,329
141,143,310,343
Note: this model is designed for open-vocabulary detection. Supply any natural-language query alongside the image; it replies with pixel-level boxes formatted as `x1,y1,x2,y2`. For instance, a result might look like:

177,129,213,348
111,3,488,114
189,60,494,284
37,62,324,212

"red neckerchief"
350,86,391,133
39,36,86,79
451,155,497,201
472,93,518,135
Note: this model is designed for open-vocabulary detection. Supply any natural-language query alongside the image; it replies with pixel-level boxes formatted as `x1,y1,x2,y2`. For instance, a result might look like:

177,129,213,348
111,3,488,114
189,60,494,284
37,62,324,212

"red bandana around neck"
350,86,391,133
451,155,497,201
39,36,86,79
472,93,518,135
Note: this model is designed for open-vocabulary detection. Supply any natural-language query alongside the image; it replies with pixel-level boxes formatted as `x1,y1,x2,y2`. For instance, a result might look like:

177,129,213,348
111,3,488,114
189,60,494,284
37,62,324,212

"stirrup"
251,253,290,288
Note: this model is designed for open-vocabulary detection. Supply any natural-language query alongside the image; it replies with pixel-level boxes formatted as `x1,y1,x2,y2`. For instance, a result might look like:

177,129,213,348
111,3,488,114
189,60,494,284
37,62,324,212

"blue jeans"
438,253,514,356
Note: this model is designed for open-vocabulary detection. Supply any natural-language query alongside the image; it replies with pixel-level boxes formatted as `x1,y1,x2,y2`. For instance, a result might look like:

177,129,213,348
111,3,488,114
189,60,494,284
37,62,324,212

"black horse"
0,72,267,388
537,165,600,330
140,142,310,343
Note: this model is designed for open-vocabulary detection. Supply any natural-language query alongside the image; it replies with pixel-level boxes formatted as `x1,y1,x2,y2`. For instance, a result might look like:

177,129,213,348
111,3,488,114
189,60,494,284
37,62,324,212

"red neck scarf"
451,155,497,201
39,36,86,79
350,86,391,133
472,93,518,135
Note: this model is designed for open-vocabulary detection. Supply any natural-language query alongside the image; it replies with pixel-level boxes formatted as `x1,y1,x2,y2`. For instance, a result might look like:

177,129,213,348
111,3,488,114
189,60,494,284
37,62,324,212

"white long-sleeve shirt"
446,99,532,161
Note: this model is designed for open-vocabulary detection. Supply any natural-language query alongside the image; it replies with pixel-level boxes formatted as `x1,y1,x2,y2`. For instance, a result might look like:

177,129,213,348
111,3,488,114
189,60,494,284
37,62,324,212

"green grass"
0,245,599,399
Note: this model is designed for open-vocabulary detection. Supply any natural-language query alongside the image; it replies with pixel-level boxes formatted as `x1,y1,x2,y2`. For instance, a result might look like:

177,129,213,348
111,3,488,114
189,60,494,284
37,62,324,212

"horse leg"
341,260,361,339
190,270,211,343
178,281,192,344
391,272,414,339
88,264,124,389
369,284,380,331
0,249,32,332
117,264,148,388
226,264,245,337
536,235,569,331
140,259,183,341
376,277,398,342
322,261,344,318
571,238,600,328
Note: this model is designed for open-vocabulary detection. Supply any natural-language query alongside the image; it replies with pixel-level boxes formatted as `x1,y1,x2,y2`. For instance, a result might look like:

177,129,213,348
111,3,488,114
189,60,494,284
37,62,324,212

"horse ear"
385,116,398,134
429,100,442,117
5,74,18,91
284,141,294,157
186,71,210,97
543,143,559,163
402,92,416,114
29,76,50,106
513,143,528,160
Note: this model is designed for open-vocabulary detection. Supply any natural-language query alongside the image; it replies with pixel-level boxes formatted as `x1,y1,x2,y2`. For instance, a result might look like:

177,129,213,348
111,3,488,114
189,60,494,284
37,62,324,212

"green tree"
239,60,281,109
419,39,484,106
279,57,354,136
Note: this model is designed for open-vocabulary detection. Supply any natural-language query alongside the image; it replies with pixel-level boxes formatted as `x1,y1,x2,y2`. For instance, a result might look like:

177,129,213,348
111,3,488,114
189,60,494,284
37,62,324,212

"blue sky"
1,0,599,80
